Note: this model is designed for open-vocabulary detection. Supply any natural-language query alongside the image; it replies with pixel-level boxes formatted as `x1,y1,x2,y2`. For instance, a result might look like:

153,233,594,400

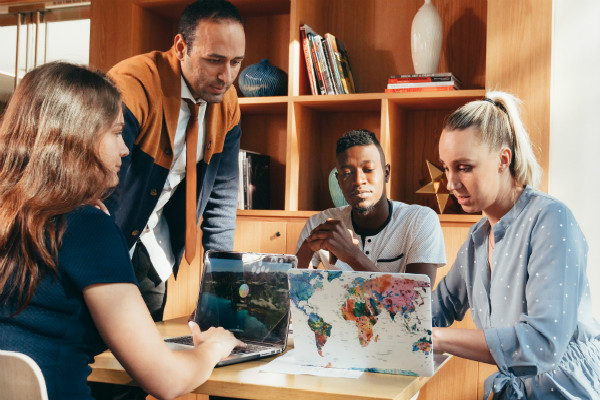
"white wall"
550,0,600,320
0,19,89,101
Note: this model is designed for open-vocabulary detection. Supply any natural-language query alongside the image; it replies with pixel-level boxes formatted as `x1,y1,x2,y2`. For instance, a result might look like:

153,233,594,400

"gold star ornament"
416,160,451,213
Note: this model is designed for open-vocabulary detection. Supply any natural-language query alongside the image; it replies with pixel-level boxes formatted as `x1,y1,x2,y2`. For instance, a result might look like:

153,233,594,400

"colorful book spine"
387,81,459,89
238,150,270,210
313,33,335,95
388,76,455,84
388,72,461,86
237,151,245,209
298,24,356,95
322,36,344,94
384,86,456,93
307,32,326,95
300,24,318,95
336,38,356,93
389,72,458,79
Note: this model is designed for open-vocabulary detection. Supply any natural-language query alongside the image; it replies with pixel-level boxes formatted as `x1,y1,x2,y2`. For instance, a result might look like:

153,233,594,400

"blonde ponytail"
444,91,542,188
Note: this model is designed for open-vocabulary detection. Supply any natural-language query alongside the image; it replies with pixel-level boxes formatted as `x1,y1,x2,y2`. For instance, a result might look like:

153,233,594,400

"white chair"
0,350,48,400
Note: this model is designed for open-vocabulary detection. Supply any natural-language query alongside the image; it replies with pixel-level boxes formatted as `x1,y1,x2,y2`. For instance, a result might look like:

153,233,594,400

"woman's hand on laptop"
189,321,246,360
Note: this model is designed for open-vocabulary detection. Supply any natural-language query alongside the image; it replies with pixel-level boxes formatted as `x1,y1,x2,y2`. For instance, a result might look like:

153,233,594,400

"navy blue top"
0,206,137,400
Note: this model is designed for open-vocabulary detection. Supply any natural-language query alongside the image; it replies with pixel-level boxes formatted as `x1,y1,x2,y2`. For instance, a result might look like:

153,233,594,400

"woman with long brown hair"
0,62,241,400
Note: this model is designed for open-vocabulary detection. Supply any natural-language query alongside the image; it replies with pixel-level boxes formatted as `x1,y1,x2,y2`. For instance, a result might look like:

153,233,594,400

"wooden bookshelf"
90,0,549,218
89,1,551,398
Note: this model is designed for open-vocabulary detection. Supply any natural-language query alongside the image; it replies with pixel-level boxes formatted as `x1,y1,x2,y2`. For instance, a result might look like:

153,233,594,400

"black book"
240,150,270,210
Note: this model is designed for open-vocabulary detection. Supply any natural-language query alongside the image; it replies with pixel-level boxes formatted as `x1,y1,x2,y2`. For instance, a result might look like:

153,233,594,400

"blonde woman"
433,92,600,399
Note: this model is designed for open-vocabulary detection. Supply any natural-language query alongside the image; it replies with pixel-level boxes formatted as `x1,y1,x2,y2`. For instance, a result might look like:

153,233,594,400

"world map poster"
287,269,434,376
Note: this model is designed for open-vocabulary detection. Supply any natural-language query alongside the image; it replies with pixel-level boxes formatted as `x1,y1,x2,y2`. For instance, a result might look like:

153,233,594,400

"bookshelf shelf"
238,91,487,113
238,97,288,114
237,209,480,225
292,95,382,111
385,90,487,109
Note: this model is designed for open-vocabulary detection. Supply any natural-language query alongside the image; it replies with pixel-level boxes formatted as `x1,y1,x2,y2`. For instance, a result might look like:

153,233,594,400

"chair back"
0,350,48,400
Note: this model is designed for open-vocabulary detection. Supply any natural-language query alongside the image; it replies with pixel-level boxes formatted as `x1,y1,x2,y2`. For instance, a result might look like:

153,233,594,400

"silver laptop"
165,250,297,366
287,269,434,376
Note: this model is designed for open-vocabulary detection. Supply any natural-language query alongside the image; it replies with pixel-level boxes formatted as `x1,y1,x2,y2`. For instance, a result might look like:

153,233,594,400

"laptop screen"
195,251,296,345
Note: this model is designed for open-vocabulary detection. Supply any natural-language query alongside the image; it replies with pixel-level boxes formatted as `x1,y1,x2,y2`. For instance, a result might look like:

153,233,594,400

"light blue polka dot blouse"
433,186,600,399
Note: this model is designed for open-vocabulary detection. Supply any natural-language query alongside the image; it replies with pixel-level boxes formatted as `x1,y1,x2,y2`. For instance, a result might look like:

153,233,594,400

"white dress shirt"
295,201,446,272
133,76,207,282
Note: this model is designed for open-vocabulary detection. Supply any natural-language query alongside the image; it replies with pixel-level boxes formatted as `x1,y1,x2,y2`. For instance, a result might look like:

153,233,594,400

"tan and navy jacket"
106,47,241,274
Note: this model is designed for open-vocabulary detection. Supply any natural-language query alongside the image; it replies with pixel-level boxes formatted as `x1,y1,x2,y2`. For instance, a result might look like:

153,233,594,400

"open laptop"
287,269,434,376
165,250,297,366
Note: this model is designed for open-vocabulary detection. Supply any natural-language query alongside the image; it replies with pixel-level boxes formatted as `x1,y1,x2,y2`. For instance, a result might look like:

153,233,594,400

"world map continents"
288,269,433,376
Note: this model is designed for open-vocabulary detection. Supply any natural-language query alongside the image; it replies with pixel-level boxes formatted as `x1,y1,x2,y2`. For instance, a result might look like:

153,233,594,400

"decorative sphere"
238,59,288,97
239,283,250,298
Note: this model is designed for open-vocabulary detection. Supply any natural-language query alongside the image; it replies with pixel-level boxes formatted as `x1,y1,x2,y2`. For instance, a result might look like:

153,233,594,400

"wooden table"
89,317,451,400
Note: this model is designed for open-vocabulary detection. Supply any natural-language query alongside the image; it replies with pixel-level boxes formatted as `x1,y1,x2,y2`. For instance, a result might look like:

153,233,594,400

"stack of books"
237,150,270,210
300,24,356,95
385,72,461,93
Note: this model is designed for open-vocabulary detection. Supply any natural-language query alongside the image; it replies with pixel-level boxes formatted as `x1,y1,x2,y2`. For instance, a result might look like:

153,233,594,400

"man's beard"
353,204,375,215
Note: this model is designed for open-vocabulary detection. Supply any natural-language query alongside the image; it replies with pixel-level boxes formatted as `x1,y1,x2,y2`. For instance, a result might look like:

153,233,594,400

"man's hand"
296,218,377,271
305,219,359,265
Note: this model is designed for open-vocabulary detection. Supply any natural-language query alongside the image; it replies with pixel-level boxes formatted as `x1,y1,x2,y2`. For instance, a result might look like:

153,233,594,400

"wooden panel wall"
89,0,136,72
486,0,552,192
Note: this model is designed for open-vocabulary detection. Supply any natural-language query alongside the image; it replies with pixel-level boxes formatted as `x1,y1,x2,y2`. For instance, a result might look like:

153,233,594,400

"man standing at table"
106,0,245,322
295,129,445,284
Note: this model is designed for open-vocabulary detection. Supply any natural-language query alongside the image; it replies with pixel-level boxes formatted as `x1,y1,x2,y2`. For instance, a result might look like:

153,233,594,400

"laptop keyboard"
165,335,194,346
231,343,270,354
165,336,271,354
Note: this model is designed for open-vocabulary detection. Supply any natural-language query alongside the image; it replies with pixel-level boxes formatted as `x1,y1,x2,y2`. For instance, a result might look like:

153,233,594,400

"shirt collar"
352,200,393,237
472,185,534,244
180,76,205,105
493,185,534,238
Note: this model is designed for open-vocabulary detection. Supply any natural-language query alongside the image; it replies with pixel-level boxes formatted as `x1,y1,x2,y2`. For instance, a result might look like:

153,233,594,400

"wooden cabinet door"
285,222,306,255
233,220,287,254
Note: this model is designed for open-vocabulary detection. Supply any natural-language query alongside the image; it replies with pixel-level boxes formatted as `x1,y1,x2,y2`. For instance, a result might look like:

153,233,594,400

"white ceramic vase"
411,0,443,74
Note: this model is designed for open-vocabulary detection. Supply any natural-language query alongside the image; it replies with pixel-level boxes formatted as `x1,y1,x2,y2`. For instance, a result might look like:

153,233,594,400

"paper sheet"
259,350,364,379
